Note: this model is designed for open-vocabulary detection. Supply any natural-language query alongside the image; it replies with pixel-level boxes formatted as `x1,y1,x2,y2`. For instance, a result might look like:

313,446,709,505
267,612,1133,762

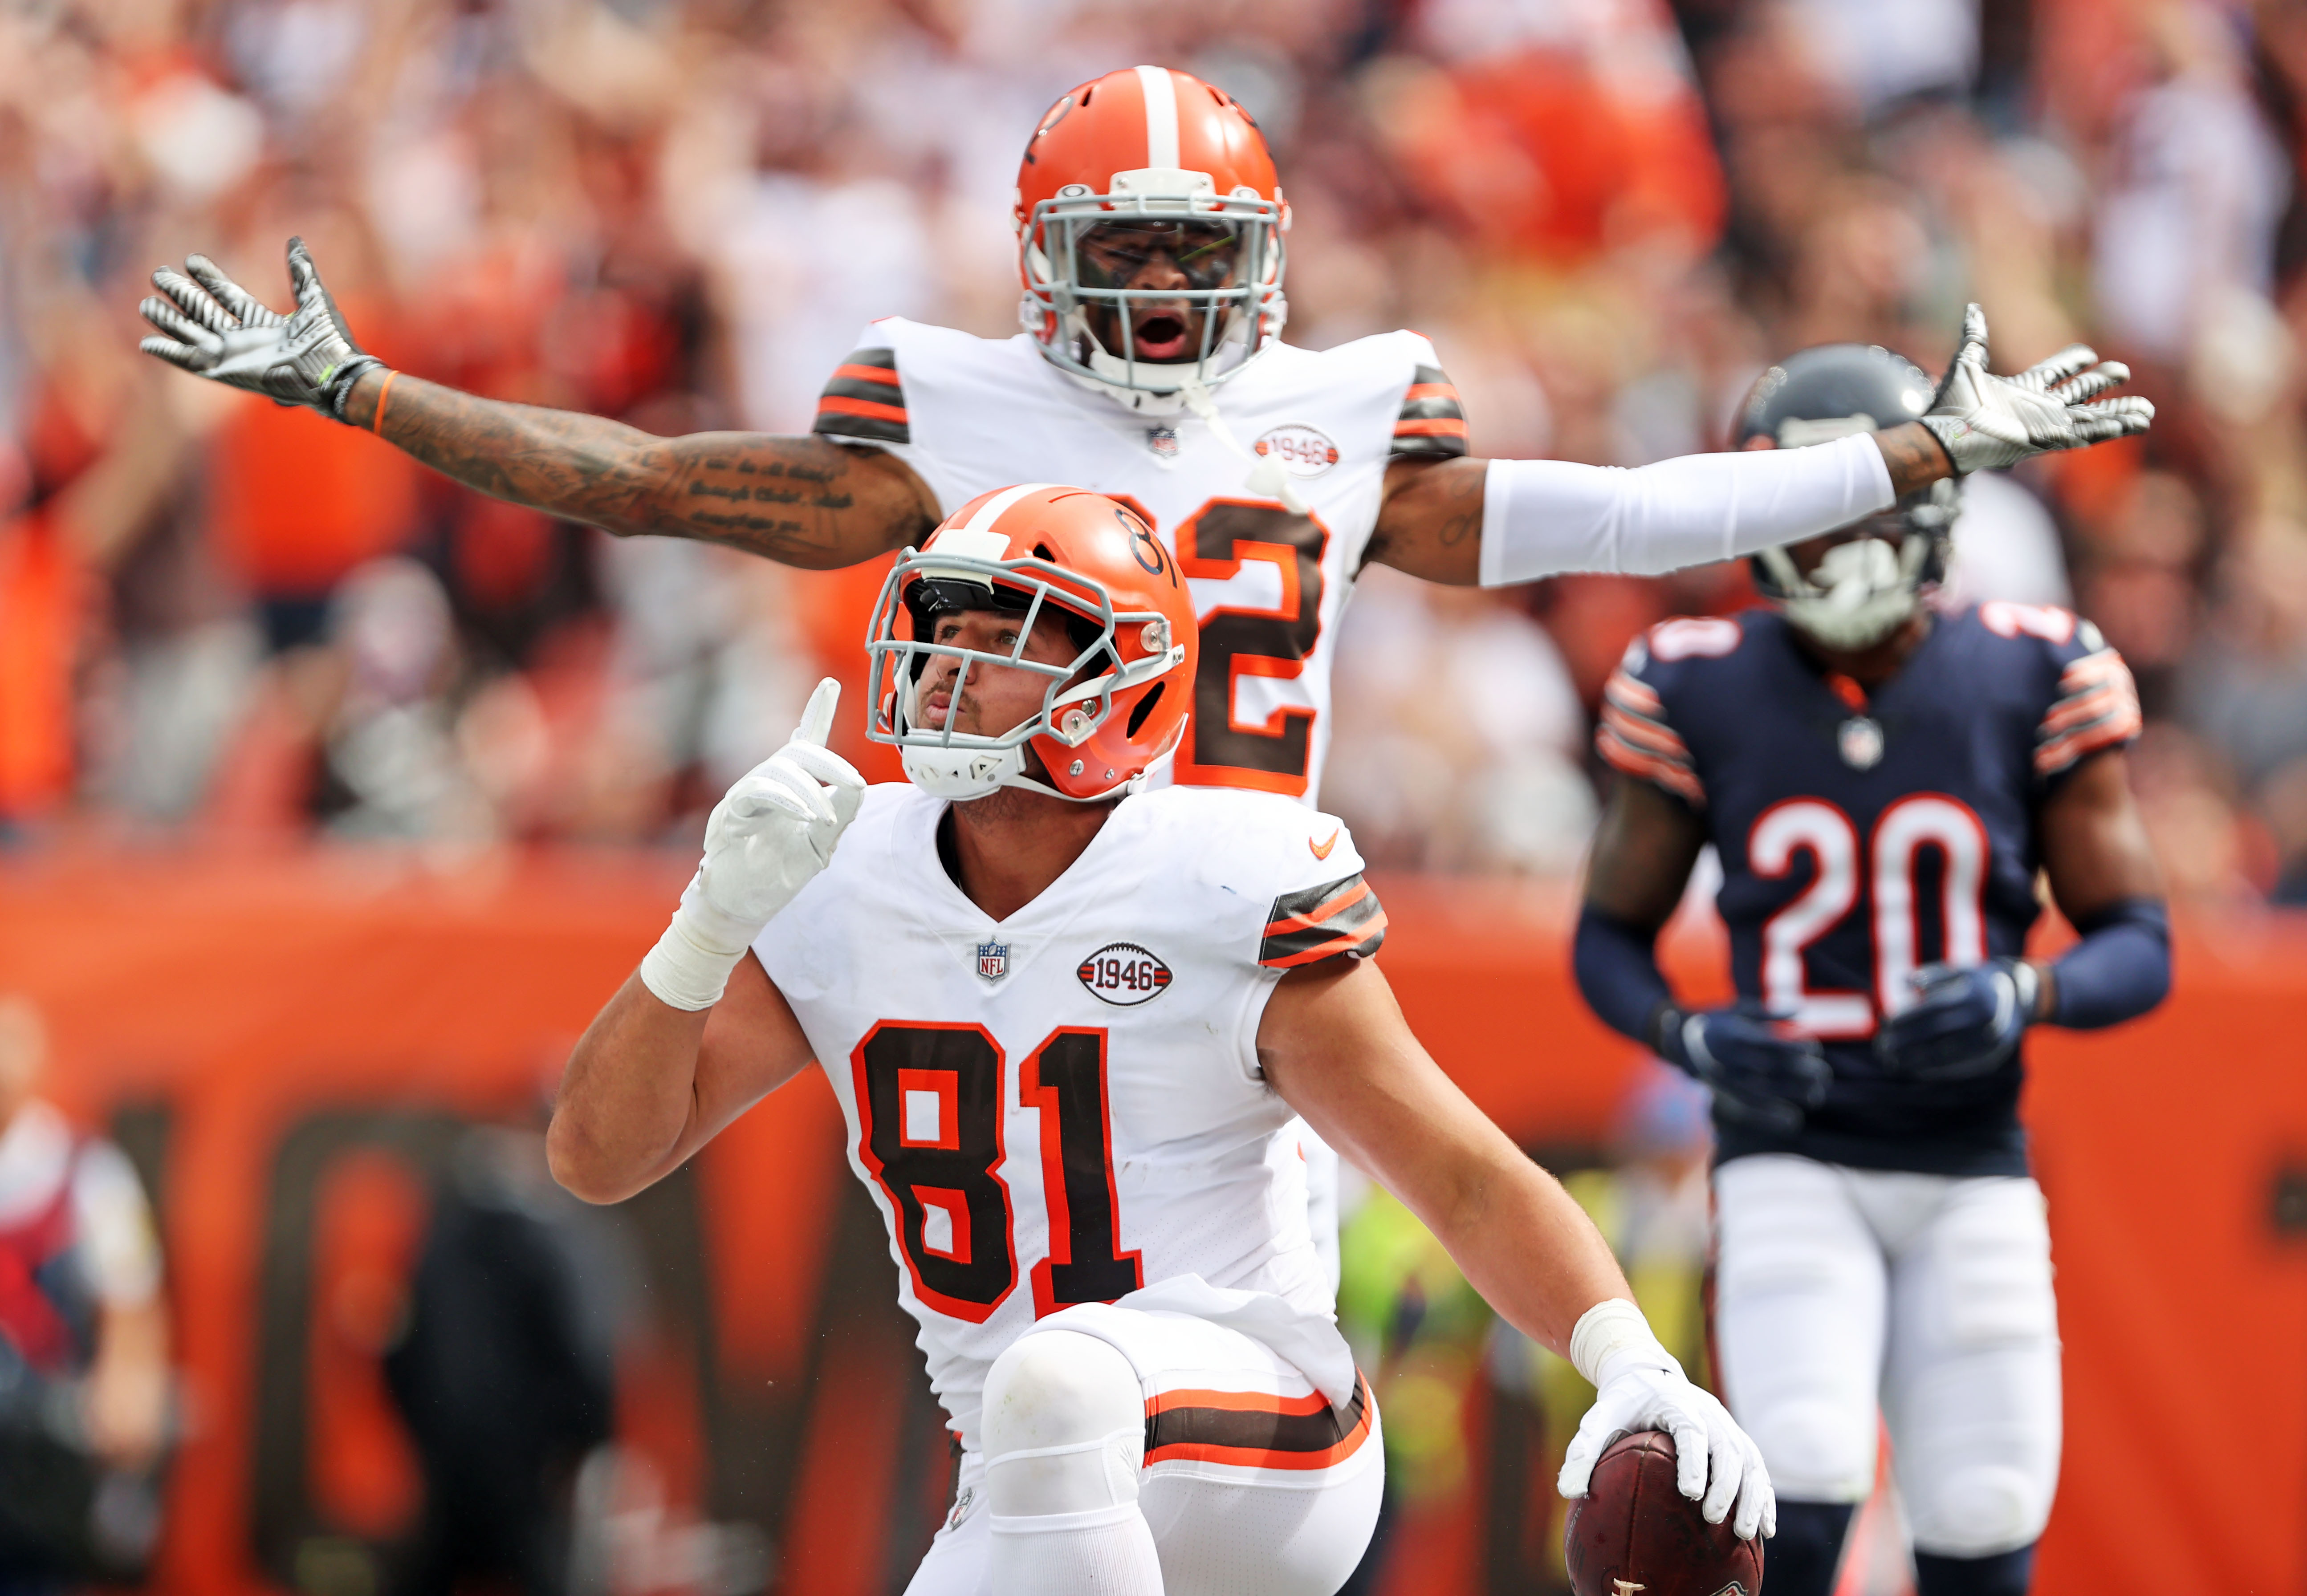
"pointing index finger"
792,677,842,748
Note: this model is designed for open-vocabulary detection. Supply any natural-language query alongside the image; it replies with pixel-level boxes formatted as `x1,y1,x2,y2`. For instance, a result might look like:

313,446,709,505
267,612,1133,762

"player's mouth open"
1130,313,1191,360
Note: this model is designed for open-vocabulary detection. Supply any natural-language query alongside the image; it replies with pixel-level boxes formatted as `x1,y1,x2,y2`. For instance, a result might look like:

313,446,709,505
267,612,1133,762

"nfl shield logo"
1144,426,1180,459
977,942,1009,982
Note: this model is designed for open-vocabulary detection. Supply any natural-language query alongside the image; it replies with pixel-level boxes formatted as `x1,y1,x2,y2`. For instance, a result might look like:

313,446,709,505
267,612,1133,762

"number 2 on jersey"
853,1022,1141,1324
1110,497,1330,798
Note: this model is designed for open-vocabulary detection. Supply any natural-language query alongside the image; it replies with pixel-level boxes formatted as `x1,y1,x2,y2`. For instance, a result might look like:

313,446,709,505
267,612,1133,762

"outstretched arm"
138,238,940,567
1364,304,2149,586
1367,425,1951,586
338,369,939,566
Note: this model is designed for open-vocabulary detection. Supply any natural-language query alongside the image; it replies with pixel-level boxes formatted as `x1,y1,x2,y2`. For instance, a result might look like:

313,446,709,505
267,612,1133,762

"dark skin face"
1072,220,1243,365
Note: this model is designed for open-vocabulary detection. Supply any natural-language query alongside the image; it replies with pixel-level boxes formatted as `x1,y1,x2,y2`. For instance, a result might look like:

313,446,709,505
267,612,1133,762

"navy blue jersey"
1598,603,2142,1176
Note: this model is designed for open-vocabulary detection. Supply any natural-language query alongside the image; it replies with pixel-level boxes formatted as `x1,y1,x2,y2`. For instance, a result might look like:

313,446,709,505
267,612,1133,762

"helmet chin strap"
1768,535,1931,650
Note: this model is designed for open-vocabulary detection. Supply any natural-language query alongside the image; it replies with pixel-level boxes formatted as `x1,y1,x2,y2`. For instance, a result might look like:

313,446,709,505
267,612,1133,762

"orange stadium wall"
0,851,2302,1596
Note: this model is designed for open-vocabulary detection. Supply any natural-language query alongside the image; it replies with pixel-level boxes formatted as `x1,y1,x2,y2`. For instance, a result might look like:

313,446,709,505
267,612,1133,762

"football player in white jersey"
140,65,2152,1287
545,483,1774,1594
139,65,2152,811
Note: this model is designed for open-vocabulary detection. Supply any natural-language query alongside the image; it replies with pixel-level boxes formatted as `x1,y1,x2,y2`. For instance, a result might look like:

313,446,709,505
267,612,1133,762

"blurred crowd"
4,0,2307,902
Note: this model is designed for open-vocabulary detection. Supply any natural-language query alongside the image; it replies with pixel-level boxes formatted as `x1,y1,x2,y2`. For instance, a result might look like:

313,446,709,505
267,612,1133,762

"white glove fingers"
2050,361,2130,405
1953,303,1990,367
780,740,867,794
137,335,206,371
150,268,236,333
791,676,842,748
138,297,218,352
1700,1423,1741,1524
285,236,328,314
1671,1417,1711,1502
2014,343,2098,391
727,772,831,828
184,255,279,327
1556,1417,1607,1498
1731,1452,1769,1540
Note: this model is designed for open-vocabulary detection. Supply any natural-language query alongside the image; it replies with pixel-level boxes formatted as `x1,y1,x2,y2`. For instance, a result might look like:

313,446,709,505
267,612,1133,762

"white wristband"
1569,1298,1680,1388
638,875,765,1012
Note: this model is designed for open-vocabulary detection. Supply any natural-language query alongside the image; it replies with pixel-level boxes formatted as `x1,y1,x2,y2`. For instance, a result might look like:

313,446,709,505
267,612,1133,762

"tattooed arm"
1362,422,1956,587
342,370,940,569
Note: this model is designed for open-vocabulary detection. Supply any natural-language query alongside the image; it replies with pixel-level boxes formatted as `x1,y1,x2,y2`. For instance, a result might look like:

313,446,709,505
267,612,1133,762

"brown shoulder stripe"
1392,363,1468,458
813,347,910,445
1260,873,1387,968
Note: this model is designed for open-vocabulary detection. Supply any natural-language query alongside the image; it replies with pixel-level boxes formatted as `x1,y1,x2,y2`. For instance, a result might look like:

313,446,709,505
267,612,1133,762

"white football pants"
1711,1154,2062,1559
905,1304,1382,1596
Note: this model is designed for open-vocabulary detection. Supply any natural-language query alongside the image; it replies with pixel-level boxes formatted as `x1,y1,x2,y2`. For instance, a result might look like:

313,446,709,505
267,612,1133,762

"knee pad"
1742,1397,1876,1502
1761,1501,1856,1596
1914,1542,2035,1596
1907,1463,2051,1558
982,1330,1145,1519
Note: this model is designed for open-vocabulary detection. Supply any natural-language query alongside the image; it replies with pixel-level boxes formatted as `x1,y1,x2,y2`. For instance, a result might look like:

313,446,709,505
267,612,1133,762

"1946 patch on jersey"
1254,424,1341,478
1077,942,1172,1005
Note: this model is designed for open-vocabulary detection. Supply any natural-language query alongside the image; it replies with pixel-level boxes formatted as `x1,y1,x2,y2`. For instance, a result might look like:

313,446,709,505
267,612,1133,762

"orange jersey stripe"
1401,382,1461,403
1604,670,1666,716
1392,416,1469,439
816,394,908,424
2035,707,2142,773
1599,702,1689,759
1597,730,1705,803
1260,910,1391,968
1147,1386,1332,1419
1262,879,1372,940
833,362,903,387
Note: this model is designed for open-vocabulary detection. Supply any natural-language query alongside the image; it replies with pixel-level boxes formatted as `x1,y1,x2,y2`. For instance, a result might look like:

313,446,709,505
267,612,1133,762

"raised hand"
1922,304,2154,474
137,237,381,421
641,679,867,1011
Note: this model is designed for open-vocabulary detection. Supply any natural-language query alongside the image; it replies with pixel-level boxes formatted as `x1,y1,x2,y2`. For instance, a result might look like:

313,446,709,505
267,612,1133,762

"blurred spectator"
0,0,2298,905
384,1123,627,1596
0,994,168,1584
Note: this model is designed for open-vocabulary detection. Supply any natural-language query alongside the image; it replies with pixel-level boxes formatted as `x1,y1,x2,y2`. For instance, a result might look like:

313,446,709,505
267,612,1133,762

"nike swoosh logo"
1309,829,1340,861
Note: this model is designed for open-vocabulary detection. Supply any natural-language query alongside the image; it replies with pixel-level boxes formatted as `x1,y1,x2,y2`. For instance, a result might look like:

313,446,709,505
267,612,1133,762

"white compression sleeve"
1477,433,1895,587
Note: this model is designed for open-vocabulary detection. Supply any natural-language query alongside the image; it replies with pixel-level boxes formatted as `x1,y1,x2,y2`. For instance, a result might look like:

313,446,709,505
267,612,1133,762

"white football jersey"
811,323,1468,805
750,782,1387,1450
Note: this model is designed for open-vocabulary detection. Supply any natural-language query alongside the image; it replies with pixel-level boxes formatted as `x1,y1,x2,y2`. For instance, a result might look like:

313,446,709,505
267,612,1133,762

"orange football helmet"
1015,65,1288,410
866,484,1198,802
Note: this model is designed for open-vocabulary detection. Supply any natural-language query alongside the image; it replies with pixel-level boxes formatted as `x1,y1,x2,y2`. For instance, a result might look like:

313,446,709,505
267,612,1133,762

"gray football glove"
138,237,381,423
1921,303,2153,474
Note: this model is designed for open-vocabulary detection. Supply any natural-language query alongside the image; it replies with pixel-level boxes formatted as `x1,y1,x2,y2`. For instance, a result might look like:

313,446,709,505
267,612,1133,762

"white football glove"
1921,303,2153,474
639,678,865,1011
138,237,382,422
1557,1300,1776,1542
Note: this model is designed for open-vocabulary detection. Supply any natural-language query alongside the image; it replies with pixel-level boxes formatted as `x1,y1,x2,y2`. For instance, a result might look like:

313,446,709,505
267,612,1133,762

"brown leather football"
1563,1430,1766,1596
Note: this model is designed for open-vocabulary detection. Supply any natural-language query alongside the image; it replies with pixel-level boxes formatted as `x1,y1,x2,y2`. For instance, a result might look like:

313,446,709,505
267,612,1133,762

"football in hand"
1564,1430,1766,1596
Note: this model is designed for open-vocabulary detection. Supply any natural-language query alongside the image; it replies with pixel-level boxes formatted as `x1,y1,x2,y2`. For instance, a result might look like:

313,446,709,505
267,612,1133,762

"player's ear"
1741,436,1777,451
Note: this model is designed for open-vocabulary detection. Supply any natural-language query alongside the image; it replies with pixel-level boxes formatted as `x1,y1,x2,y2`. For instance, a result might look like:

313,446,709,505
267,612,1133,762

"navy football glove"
1875,958,2041,1080
1656,1004,1831,1133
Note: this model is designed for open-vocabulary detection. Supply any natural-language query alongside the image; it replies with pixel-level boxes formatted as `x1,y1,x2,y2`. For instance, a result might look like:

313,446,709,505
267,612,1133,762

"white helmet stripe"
960,482,1058,537
1135,64,1179,170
